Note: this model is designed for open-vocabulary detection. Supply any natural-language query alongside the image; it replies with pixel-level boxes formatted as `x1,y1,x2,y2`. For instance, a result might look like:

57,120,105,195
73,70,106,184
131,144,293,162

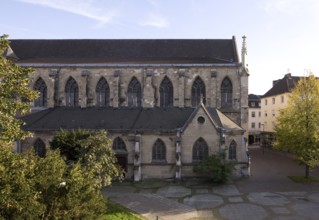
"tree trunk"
305,165,310,178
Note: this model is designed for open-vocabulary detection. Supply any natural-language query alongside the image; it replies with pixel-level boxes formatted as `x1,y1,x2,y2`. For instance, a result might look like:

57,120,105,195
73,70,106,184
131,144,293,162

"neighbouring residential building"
248,94,261,145
260,73,301,147
6,36,250,181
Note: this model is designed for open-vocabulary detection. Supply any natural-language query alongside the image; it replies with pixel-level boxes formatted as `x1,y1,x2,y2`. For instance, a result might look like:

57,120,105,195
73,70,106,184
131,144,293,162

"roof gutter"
17,63,241,68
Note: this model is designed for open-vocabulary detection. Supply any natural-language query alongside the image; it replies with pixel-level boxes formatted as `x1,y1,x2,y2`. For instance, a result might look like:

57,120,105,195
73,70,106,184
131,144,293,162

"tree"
0,34,38,145
0,147,108,219
274,74,319,178
50,129,123,187
0,37,112,219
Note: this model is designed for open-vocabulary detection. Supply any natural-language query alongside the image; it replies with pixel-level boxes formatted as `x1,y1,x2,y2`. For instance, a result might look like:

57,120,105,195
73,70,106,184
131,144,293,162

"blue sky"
1,0,319,95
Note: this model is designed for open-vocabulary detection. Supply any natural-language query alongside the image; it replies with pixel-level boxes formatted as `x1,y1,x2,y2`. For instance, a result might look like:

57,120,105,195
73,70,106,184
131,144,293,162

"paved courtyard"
103,147,319,220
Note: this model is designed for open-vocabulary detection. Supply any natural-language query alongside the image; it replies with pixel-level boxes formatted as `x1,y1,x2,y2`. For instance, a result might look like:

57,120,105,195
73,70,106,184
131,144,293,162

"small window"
272,110,275,116
251,102,255,107
221,77,233,108
197,116,205,124
96,78,110,107
65,77,79,107
193,138,208,161
251,112,255,117
258,111,261,117
265,112,267,117
192,77,206,107
265,99,268,106
228,140,237,160
251,122,255,129
152,139,166,161
258,123,261,129
112,137,127,152
128,77,142,107
272,98,275,104
34,78,47,107
281,96,284,103
160,77,173,107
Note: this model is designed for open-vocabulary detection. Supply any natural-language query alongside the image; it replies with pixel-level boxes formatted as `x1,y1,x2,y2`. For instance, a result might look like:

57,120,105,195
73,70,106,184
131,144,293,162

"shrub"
193,152,234,183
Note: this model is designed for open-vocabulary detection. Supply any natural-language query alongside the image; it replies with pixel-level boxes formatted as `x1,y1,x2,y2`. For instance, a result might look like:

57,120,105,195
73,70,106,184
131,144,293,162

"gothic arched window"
34,78,47,107
112,137,127,153
229,140,237,160
221,77,232,108
193,138,208,161
152,139,166,161
33,138,46,157
192,77,206,107
160,76,173,107
96,78,110,107
128,77,142,107
65,77,79,107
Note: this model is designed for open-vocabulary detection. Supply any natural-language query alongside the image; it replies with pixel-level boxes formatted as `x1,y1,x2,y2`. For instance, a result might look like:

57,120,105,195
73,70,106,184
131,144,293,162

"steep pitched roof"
20,106,242,133
262,74,301,98
216,109,244,133
9,38,239,64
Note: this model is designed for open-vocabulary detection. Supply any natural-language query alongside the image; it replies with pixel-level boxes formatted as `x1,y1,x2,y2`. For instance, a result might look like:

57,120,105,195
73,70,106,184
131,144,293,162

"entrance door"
116,155,127,172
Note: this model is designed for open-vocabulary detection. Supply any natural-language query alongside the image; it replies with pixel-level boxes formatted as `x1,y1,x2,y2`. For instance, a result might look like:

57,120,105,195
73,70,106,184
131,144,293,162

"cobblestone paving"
103,182,319,220
103,147,319,220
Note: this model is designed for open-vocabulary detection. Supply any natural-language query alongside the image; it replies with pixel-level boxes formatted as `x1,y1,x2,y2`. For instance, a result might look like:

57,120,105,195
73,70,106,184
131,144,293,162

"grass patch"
288,176,319,183
98,201,144,220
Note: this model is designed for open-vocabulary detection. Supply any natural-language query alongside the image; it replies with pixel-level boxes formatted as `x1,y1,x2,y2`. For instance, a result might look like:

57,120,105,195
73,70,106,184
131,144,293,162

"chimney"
285,73,292,78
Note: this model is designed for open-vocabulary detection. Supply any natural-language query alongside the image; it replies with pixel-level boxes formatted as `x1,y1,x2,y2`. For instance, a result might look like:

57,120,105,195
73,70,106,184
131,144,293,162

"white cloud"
139,13,169,28
18,0,118,24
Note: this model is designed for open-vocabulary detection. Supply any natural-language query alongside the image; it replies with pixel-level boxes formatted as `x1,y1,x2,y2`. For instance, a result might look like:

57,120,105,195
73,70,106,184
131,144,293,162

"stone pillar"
84,69,94,107
178,69,185,107
143,69,155,107
112,70,120,107
240,71,249,138
211,69,217,108
47,69,59,108
81,69,89,108
49,69,60,106
134,134,142,182
175,132,182,180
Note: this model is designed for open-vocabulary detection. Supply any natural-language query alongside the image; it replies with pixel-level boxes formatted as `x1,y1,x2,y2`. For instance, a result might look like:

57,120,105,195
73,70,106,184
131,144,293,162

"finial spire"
241,35,247,68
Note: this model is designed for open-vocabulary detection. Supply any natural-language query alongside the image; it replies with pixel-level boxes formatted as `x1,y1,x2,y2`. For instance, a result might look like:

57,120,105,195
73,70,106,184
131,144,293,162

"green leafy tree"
0,36,110,219
0,34,38,145
0,147,108,219
274,74,319,178
193,152,234,183
50,129,123,187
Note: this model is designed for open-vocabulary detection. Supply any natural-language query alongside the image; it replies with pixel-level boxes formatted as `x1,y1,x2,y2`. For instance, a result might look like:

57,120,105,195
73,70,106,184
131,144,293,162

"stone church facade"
8,36,249,180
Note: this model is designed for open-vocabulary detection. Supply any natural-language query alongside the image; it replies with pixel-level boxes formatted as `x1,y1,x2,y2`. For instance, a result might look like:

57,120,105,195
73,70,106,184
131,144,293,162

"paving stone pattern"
103,147,319,220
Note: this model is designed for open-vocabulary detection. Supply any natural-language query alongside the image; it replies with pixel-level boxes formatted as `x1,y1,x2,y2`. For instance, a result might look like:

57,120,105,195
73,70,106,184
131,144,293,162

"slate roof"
262,74,301,98
20,107,237,132
8,38,239,64
248,94,261,108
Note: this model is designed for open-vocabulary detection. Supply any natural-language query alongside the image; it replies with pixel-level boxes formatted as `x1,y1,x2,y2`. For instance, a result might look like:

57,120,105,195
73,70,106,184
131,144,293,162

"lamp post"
261,123,265,154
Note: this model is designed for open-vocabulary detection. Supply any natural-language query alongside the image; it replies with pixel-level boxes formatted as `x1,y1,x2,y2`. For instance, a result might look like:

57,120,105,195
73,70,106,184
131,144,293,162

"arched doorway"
112,137,128,172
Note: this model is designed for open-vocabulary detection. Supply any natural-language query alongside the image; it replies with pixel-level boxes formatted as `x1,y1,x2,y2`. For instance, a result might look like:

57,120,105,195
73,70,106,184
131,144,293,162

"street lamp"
261,123,265,154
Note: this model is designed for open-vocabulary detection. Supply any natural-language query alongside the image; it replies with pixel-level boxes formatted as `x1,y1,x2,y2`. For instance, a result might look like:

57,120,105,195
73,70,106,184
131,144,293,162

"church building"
7,36,249,181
